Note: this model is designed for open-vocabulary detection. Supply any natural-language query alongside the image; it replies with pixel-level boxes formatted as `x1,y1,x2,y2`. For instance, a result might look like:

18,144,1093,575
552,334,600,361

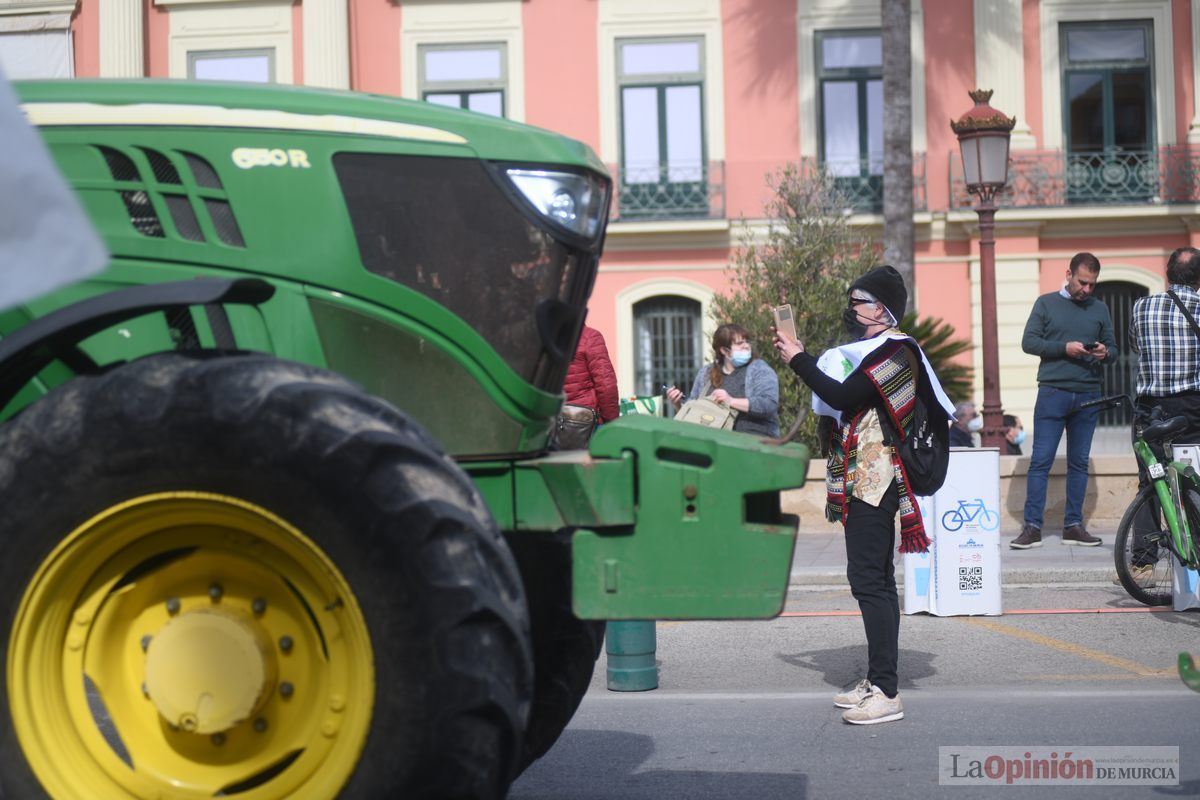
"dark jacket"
563,326,619,422
949,426,974,448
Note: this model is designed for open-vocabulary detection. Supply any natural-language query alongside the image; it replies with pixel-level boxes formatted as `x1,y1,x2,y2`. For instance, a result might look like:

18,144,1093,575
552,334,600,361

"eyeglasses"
847,297,875,308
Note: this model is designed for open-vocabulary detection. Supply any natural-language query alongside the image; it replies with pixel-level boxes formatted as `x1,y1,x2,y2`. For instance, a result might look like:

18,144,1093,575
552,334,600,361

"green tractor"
0,79,807,799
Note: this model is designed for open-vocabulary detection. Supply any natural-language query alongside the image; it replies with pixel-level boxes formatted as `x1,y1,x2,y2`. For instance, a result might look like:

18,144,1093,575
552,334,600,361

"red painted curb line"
779,606,1173,617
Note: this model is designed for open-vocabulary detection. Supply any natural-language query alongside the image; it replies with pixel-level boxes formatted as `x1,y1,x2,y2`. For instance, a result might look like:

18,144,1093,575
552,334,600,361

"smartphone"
1083,342,1099,350
773,304,798,342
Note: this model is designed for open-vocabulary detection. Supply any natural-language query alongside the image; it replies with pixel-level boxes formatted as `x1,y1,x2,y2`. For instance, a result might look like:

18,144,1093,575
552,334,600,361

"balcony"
612,161,725,222
799,154,928,214
949,147,1200,209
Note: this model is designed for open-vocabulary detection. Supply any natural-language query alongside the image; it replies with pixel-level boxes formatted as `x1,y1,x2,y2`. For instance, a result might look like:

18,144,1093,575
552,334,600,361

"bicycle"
941,498,1000,532
1081,394,1200,606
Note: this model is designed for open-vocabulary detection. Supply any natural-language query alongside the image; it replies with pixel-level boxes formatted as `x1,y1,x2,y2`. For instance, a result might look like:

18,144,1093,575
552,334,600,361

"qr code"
959,566,983,591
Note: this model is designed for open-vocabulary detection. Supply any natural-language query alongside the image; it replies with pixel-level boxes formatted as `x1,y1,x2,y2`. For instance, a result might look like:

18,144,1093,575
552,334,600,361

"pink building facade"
3,0,1197,451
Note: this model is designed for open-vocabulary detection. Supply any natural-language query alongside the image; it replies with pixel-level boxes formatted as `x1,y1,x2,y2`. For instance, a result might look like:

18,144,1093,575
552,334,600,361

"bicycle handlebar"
1085,393,1189,446
1080,393,1132,411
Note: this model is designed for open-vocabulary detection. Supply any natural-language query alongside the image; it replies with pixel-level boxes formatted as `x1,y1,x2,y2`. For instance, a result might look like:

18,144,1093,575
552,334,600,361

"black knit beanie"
849,265,907,324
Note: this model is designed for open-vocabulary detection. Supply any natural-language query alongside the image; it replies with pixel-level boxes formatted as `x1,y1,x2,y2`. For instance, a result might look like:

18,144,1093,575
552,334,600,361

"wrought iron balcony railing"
612,161,725,222
799,154,928,213
949,147,1200,209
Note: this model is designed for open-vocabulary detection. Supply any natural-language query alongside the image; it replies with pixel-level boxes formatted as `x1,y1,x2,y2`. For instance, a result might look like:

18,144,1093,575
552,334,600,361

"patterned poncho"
824,339,931,554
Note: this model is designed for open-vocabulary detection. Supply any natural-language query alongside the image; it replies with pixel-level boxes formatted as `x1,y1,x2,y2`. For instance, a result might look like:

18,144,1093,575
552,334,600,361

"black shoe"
1010,524,1042,549
1062,524,1102,546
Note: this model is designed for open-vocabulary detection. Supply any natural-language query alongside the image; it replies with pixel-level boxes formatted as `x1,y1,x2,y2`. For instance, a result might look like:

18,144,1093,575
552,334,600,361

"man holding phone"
1013,252,1118,550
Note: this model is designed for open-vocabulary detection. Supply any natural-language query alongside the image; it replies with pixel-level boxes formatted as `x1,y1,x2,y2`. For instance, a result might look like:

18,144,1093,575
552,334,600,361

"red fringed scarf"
824,340,931,554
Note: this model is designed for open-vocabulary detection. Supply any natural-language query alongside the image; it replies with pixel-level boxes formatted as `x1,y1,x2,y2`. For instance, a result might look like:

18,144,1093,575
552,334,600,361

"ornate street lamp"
951,89,1015,450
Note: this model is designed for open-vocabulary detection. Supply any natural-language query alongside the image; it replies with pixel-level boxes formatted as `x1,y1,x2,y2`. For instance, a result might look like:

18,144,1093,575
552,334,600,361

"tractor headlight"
506,168,609,243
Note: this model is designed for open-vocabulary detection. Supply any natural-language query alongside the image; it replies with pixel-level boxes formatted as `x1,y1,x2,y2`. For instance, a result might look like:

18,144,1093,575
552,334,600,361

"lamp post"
951,89,1015,450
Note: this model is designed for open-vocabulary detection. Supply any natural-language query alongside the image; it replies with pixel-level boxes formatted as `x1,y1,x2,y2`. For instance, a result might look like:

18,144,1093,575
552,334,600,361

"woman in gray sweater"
667,323,781,437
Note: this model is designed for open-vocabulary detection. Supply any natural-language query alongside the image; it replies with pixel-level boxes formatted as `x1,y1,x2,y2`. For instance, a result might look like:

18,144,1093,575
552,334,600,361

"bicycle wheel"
980,509,1000,532
1114,487,1174,606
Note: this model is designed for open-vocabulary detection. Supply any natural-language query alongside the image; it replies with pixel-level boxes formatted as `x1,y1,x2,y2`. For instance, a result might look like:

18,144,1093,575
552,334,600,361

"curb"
790,566,1115,588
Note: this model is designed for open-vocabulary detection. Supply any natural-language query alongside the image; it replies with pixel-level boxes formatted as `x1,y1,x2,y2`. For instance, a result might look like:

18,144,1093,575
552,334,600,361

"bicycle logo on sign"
941,498,999,532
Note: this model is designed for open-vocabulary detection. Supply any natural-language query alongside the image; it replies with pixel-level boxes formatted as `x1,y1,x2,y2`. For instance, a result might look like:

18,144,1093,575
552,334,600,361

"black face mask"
842,307,868,338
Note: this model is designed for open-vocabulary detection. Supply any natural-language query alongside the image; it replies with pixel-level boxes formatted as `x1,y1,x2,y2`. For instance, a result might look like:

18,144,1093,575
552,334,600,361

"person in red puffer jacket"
563,325,619,424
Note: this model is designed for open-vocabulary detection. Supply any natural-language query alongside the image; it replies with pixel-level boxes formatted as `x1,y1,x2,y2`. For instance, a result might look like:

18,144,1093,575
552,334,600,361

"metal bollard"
604,620,658,691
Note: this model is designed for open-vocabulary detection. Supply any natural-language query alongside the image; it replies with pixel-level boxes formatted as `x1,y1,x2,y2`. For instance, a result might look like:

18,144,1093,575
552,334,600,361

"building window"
616,37,707,219
0,30,73,79
1060,20,1154,203
188,49,275,83
1094,281,1147,428
815,29,882,210
418,43,506,118
633,296,703,398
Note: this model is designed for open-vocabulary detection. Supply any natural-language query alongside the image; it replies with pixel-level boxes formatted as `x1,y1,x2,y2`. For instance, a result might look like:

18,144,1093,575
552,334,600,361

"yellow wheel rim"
7,492,375,799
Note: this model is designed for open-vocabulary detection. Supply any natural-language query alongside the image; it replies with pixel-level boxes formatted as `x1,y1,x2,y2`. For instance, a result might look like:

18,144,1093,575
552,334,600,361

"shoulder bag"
674,397,738,431
553,404,599,450
1167,290,1200,338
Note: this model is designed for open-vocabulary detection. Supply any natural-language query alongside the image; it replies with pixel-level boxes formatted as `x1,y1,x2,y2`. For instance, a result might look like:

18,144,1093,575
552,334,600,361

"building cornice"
604,218,731,252
606,202,1200,251
0,1,76,14
946,203,1200,239
153,0,286,6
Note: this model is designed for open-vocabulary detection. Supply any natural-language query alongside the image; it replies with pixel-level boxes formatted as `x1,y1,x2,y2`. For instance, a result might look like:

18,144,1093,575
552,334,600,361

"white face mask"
967,416,984,432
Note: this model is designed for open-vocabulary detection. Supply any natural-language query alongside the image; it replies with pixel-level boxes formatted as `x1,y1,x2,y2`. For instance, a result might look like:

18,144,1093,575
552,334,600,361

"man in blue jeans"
1012,252,1117,549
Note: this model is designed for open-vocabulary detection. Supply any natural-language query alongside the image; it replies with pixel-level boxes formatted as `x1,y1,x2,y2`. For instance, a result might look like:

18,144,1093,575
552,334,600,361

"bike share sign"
904,447,1003,616
1171,443,1200,611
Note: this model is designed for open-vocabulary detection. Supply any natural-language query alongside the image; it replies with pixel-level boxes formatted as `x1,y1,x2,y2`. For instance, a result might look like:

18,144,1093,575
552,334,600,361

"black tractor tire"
505,529,605,773
0,351,532,800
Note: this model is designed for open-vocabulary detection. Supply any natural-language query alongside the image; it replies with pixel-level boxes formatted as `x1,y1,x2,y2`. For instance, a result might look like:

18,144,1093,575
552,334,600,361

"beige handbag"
674,397,738,431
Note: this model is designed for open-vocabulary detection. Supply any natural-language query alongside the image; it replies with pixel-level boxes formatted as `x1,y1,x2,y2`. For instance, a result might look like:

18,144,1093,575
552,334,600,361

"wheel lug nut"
279,635,293,654
253,718,268,733
208,584,223,602
280,682,294,698
140,635,152,652
211,733,226,746
252,597,266,615
165,597,181,615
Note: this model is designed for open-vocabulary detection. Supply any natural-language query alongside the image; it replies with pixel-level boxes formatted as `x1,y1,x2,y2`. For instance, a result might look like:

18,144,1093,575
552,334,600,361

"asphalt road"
510,585,1200,799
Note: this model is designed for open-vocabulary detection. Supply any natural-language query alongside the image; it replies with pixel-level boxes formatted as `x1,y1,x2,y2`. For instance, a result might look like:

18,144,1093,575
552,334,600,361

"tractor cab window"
334,153,601,390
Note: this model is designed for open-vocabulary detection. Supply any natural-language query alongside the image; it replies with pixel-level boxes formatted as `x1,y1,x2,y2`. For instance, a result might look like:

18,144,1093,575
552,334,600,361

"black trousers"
1131,393,1200,566
844,482,900,698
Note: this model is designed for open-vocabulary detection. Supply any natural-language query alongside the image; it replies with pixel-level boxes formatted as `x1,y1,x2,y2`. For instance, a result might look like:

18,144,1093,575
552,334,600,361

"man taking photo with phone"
773,265,955,725
1012,252,1118,550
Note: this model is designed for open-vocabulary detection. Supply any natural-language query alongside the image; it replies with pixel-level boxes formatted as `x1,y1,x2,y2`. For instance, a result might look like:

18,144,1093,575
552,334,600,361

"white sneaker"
833,678,872,709
841,685,904,725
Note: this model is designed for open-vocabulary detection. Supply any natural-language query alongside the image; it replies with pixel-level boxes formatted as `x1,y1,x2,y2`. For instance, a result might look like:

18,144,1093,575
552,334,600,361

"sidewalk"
790,520,1120,588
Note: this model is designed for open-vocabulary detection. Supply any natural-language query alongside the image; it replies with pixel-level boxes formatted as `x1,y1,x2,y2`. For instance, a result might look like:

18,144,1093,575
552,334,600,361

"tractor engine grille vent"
118,190,165,238
95,145,245,249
